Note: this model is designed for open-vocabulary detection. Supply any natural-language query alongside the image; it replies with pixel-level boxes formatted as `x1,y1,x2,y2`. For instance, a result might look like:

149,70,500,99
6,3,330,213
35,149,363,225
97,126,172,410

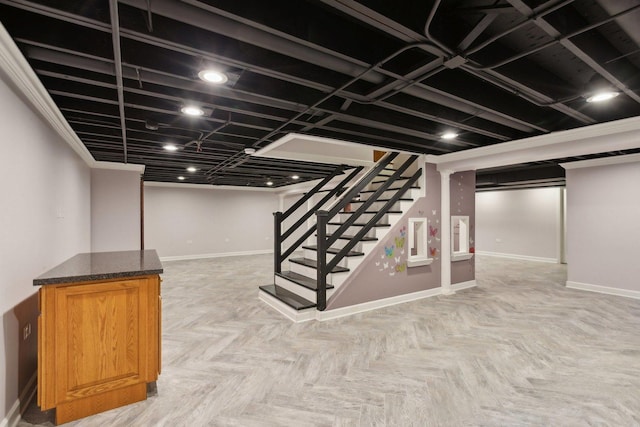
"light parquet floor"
20,255,640,426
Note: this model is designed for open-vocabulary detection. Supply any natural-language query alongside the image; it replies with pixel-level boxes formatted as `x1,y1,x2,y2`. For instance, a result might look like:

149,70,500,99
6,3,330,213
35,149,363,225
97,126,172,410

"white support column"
440,169,454,295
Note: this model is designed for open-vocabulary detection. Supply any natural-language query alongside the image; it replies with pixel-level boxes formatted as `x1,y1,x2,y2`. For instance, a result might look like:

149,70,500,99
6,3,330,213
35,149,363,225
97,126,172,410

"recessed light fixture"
244,147,256,155
266,180,274,186
586,91,619,103
441,132,458,140
145,119,159,130
181,105,205,116
198,69,228,84
291,175,300,180
177,176,186,181
163,143,178,151
186,166,197,172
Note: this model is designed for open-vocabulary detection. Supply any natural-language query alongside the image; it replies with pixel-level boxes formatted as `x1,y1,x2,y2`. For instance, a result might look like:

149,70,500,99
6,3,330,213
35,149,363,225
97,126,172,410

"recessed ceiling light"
145,119,159,130
186,166,197,172
181,105,205,116
244,147,256,155
441,132,458,140
291,175,300,180
177,176,186,181
163,143,178,151
586,91,619,103
266,180,274,186
198,69,228,84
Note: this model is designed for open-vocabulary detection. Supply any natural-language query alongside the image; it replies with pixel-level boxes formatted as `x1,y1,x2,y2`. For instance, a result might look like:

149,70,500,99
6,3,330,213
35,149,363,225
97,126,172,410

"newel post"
316,210,329,311
273,211,282,274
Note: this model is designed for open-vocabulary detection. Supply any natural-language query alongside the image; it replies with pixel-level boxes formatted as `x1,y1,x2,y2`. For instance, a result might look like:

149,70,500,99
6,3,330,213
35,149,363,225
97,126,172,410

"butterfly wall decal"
384,245,394,257
395,236,405,249
429,247,438,257
432,210,436,215
395,263,406,273
395,256,400,263
429,225,438,237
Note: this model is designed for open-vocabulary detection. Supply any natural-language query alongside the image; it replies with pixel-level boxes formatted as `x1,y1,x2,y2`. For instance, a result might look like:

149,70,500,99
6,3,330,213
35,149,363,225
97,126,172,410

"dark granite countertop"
34,250,163,286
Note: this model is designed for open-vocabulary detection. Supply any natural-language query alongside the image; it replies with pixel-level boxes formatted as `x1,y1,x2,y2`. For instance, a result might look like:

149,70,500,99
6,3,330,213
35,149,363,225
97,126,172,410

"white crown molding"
93,161,146,173
0,22,94,166
561,152,640,169
0,22,148,175
435,116,640,172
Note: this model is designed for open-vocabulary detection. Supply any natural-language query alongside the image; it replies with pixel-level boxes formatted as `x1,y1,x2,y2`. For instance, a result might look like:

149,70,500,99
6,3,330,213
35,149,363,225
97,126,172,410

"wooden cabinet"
38,274,161,425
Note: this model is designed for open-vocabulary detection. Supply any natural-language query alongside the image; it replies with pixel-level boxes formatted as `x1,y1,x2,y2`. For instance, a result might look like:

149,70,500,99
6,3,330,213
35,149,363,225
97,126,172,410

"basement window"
451,215,473,261
407,218,432,267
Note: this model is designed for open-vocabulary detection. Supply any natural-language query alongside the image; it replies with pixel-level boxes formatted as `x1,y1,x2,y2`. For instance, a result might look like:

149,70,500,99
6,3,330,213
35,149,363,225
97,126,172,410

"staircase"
259,153,422,321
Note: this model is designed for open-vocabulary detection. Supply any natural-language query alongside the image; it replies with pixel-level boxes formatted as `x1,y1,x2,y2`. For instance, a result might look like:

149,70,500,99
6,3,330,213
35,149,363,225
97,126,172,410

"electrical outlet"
23,323,31,340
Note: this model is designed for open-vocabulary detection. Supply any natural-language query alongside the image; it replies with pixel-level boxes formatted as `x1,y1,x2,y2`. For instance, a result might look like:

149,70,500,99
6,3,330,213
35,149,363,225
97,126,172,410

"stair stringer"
322,195,442,312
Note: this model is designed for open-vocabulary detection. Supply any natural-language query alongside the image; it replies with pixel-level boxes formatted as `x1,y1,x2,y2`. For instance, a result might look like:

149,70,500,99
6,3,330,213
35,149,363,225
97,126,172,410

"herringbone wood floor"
21,255,640,426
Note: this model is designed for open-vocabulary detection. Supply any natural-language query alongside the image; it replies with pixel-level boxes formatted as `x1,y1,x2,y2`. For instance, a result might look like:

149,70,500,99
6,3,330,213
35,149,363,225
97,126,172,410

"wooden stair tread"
259,284,315,310
350,197,413,203
289,257,349,273
359,186,419,194
327,222,390,227
341,210,402,214
325,233,378,242
302,246,364,257
372,177,412,182
276,271,335,291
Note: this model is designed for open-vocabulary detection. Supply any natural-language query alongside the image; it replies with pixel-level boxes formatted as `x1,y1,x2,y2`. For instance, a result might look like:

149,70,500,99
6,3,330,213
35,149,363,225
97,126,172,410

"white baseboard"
317,287,442,321
0,372,36,427
566,281,640,300
161,249,272,262
0,399,20,427
451,280,477,291
476,251,558,264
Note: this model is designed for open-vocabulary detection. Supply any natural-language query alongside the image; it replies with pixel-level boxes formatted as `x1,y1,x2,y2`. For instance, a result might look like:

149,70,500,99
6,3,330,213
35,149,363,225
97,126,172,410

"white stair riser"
350,200,402,211
303,249,363,270
338,212,389,223
289,262,336,285
331,238,360,250
358,187,420,201
366,178,413,191
331,271,349,289
327,224,381,237
388,213,403,224
375,227,390,240
303,249,348,268
275,275,335,303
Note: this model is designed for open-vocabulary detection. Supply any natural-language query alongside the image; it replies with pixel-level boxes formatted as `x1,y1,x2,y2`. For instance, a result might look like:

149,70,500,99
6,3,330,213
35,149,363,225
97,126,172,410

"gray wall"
476,187,563,262
566,161,640,292
451,171,476,284
144,185,279,258
326,163,444,309
91,169,141,252
0,76,91,420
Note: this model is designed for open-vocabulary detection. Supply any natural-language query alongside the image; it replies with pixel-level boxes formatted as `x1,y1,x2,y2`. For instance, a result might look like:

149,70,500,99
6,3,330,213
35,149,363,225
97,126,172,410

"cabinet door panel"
55,279,149,402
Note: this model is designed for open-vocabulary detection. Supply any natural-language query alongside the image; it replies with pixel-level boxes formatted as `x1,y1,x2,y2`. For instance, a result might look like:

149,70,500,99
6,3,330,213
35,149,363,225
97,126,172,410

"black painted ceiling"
1,0,639,188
